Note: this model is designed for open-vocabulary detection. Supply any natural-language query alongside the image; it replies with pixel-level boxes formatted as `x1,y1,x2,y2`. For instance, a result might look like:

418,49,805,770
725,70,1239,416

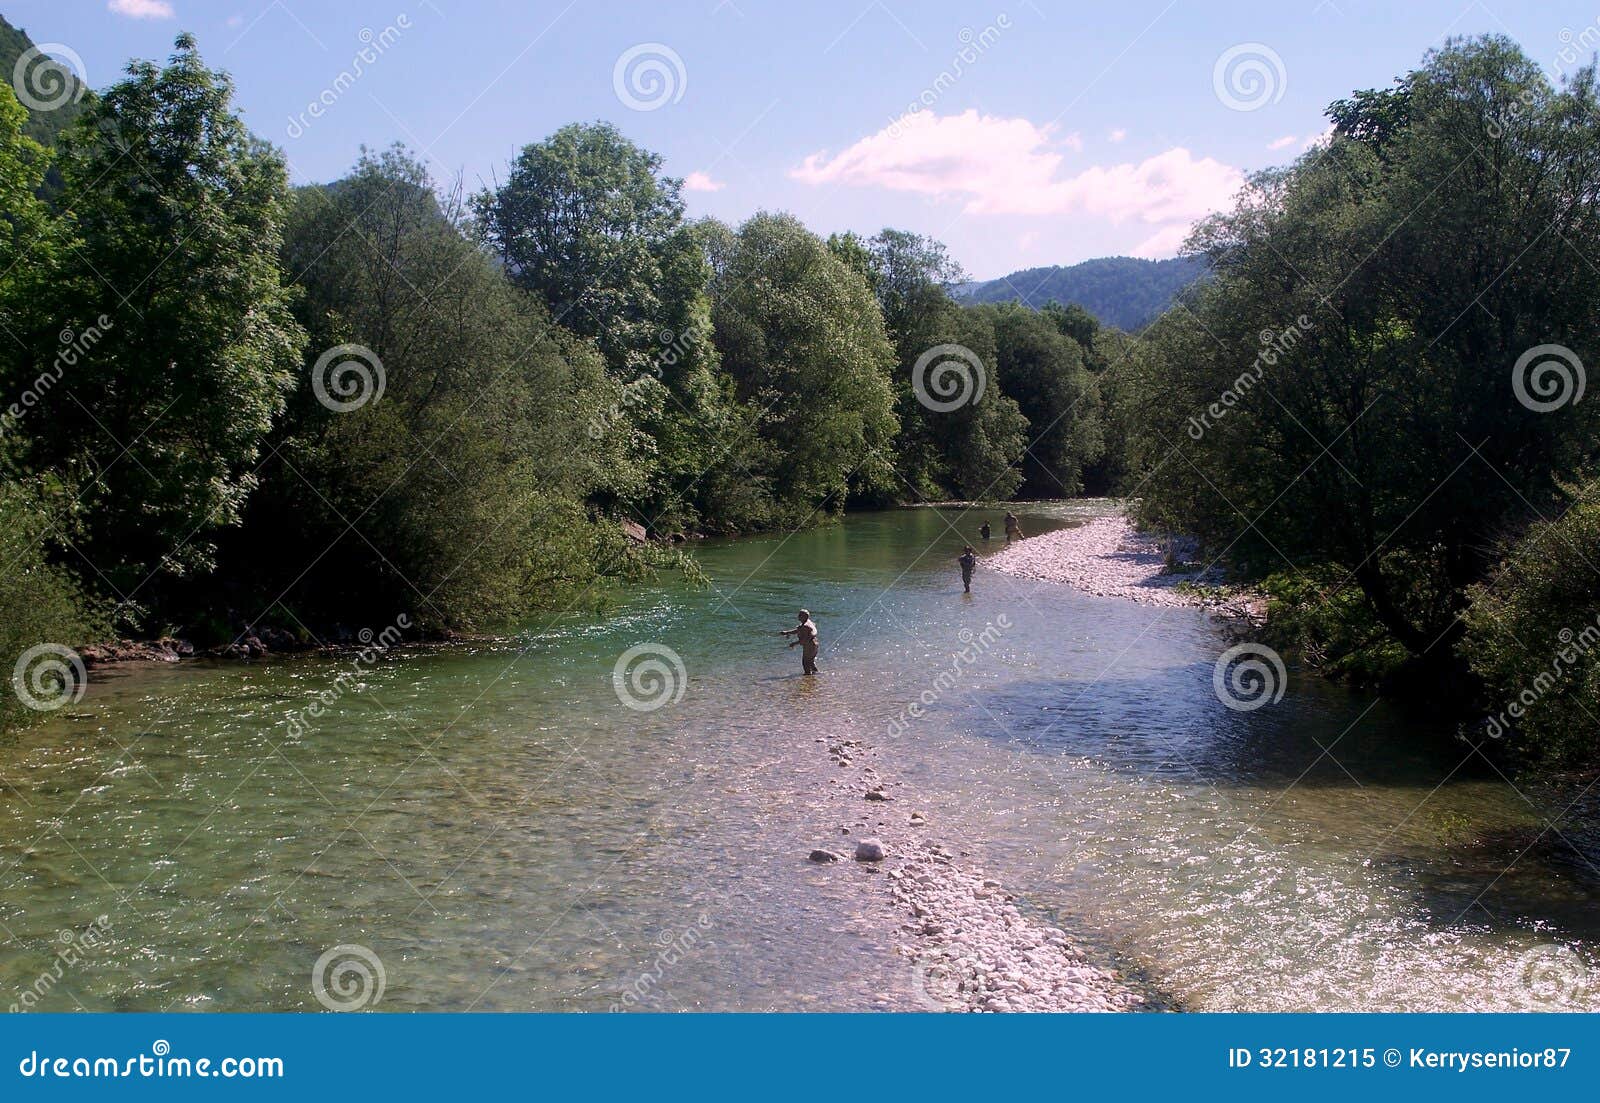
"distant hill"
1,13,90,188
956,255,1208,331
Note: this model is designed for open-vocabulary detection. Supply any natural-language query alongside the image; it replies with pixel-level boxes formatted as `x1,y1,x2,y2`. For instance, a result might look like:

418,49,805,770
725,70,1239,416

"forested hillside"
957,256,1207,330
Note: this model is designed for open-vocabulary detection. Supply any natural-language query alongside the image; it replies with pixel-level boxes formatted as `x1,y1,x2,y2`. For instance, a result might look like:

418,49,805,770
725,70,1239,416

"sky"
9,0,1600,278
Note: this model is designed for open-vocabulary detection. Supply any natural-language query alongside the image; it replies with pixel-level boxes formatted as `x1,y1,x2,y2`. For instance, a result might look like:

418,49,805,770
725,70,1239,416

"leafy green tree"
0,84,57,331
476,122,733,532
227,146,631,633
709,213,899,520
1125,36,1600,665
23,35,305,611
981,303,1102,497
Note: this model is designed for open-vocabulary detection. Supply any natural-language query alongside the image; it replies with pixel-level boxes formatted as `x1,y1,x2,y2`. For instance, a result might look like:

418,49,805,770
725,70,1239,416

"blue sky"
11,0,1600,277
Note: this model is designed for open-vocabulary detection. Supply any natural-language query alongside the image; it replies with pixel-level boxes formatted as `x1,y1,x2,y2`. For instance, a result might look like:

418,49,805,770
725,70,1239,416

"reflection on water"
0,502,1595,1011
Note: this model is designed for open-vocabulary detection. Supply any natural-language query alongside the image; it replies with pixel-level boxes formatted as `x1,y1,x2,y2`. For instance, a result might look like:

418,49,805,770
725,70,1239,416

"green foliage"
21,35,305,609
0,478,102,734
1123,35,1600,666
0,84,58,358
978,303,1102,497
229,146,631,632
1259,568,1411,686
475,122,735,533
709,213,900,521
0,15,90,193
1461,485,1600,762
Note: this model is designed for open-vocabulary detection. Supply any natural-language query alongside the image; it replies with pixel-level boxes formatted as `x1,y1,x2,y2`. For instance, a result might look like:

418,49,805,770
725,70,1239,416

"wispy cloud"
683,171,726,192
108,0,176,18
1108,127,1127,143
1267,134,1297,150
792,110,1241,227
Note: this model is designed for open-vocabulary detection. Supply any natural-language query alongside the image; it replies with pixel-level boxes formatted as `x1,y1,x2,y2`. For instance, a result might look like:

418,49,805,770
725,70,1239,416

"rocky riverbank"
987,513,1265,633
810,735,1145,1013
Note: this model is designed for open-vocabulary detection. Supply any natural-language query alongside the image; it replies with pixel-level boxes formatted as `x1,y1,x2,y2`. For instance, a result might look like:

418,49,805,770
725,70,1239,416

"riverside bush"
1460,488,1600,763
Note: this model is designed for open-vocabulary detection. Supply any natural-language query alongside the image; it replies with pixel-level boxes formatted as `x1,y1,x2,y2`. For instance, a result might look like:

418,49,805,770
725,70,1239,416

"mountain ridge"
956,255,1208,331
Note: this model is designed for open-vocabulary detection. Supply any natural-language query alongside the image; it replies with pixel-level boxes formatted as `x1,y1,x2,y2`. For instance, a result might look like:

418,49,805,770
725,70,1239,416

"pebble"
809,849,840,863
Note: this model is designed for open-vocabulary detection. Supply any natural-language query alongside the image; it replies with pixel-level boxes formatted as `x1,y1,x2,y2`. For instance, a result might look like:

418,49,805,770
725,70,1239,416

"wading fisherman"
958,545,977,593
779,609,820,675
979,521,991,541
1004,511,1023,543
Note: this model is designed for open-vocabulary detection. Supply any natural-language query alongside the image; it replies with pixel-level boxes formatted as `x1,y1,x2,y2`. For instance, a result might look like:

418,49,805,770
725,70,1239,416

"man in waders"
958,545,977,593
780,609,820,675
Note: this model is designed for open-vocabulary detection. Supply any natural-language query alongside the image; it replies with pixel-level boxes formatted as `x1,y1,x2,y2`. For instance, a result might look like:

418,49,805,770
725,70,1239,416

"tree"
23,35,305,611
227,146,631,632
1125,35,1600,665
982,303,1102,497
709,213,899,520
1461,480,1600,762
0,84,56,332
476,122,733,532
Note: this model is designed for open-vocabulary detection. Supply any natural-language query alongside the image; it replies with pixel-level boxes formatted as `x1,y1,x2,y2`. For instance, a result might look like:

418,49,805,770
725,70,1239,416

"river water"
2,503,1596,1012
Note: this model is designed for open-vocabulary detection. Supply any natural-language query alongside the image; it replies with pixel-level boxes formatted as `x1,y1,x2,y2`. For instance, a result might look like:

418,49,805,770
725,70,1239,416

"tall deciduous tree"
709,213,899,520
476,122,732,532
31,35,305,606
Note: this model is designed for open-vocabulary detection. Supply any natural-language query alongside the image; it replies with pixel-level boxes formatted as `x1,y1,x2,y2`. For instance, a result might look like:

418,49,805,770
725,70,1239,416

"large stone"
854,838,886,862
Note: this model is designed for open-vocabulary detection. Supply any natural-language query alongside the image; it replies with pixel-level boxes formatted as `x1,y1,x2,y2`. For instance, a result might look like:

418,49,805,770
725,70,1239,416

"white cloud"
683,171,725,192
108,0,176,18
792,110,1242,227
1267,134,1298,150
1108,128,1127,143
1132,223,1193,259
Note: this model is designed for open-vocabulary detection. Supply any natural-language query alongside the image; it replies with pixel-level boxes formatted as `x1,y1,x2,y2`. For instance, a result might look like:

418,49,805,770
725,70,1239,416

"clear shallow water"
1,502,1596,1012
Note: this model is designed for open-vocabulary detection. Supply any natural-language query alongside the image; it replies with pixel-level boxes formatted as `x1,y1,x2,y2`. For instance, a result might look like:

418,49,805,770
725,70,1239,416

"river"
2,502,1596,1012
